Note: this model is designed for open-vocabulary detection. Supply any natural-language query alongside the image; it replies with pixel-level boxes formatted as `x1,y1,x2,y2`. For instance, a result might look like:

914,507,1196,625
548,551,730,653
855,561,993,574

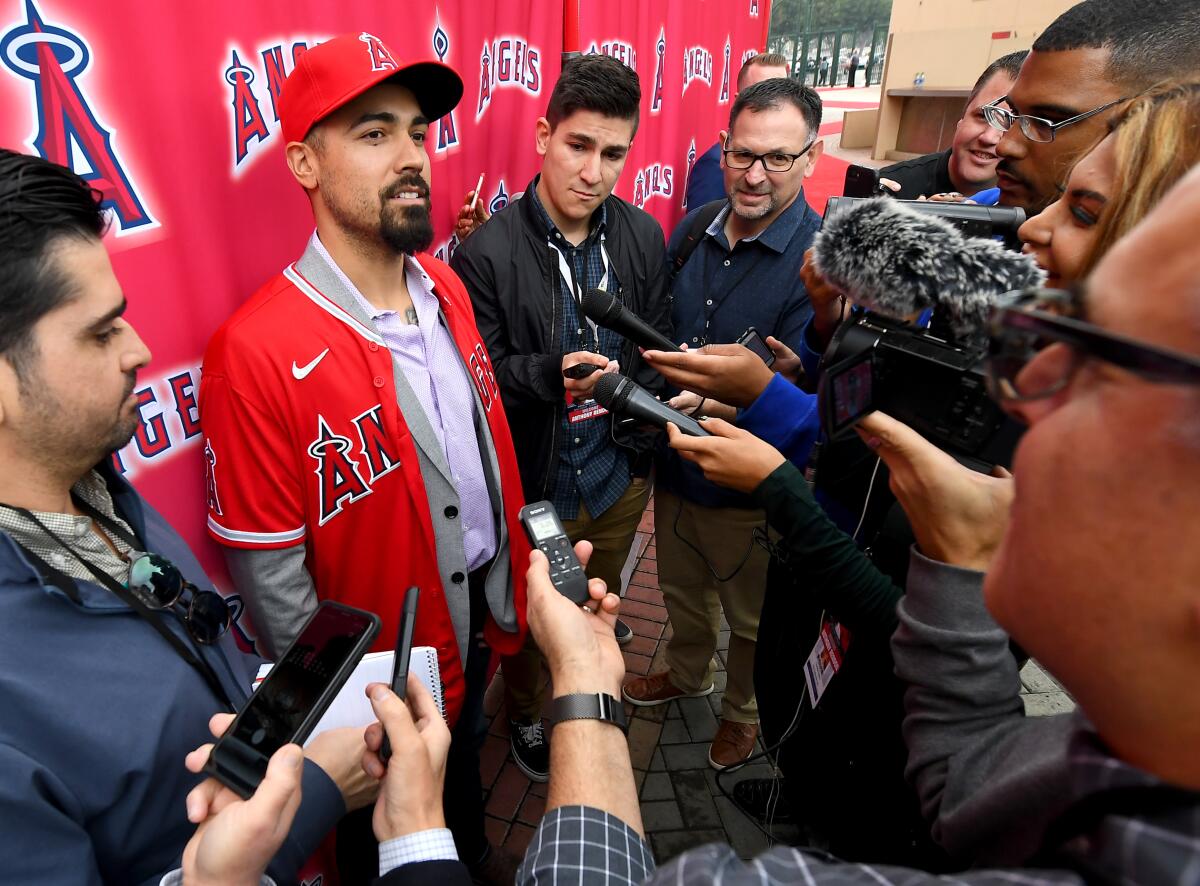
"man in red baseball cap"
200,32,531,885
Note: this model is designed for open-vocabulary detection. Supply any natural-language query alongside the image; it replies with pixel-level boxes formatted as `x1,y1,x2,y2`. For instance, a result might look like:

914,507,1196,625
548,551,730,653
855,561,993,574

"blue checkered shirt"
528,189,629,521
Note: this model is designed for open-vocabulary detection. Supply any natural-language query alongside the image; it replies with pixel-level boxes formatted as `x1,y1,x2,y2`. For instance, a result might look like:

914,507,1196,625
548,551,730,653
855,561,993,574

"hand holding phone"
380,587,419,763
203,602,380,799
735,326,776,368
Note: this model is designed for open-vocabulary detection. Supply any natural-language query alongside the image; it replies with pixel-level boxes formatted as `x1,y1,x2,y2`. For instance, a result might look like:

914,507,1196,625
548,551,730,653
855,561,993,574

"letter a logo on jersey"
1,0,155,235
359,32,397,72
308,415,372,526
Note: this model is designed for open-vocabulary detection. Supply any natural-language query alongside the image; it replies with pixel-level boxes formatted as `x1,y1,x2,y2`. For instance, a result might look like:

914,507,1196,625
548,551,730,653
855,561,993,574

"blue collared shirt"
661,192,822,507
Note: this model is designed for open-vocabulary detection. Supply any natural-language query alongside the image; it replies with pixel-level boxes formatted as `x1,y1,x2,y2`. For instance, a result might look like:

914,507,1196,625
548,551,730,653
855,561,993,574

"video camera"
812,197,1039,468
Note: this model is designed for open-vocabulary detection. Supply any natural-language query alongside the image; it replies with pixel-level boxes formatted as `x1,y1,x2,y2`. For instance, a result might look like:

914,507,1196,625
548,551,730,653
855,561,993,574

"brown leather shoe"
708,719,758,769
622,670,714,707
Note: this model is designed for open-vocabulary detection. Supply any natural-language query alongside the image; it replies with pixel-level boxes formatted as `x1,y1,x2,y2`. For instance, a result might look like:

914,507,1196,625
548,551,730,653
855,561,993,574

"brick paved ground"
478,496,1073,865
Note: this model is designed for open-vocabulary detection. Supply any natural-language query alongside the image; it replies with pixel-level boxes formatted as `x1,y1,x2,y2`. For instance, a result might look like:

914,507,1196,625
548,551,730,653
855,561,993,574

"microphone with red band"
592,373,710,437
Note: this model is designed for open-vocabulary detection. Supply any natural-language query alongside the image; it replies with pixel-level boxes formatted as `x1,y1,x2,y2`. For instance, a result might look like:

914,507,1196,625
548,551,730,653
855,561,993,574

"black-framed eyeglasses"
986,287,1200,403
981,95,1127,143
128,552,232,645
722,140,815,173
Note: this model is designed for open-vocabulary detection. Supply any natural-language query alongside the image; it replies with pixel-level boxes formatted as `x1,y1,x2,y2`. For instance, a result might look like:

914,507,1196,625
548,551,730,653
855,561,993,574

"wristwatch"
550,692,629,735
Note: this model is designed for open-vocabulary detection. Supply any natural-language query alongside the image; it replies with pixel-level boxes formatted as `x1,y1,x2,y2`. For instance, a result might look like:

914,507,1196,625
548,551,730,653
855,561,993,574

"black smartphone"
204,601,380,799
380,586,419,763
519,501,590,604
736,326,776,368
818,349,877,439
843,164,882,198
563,362,602,379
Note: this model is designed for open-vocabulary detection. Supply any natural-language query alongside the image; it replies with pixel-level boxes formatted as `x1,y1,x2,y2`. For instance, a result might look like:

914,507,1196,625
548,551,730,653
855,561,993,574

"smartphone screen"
737,327,776,367
207,602,379,796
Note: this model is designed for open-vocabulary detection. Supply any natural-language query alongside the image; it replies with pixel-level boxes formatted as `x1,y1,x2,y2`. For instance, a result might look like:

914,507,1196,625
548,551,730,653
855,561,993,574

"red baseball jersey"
200,252,529,724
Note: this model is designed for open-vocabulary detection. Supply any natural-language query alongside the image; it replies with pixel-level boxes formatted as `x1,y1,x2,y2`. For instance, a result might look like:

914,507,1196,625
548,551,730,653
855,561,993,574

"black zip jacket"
450,178,672,501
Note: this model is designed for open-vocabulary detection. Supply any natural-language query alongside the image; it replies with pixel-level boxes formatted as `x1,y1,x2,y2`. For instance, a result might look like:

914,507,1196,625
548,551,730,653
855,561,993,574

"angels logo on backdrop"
750,0,760,15
432,13,459,153
683,45,712,95
586,38,636,72
631,162,673,210
434,232,461,263
741,47,758,66
681,139,697,209
475,34,541,122
0,0,155,235
110,366,205,478
488,179,510,213
719,37,731,103
223,36,320,175
650,27,665,114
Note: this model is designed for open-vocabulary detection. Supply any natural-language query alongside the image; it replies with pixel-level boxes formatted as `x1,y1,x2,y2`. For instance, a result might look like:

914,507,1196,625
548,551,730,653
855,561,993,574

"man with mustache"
622,78,824,770
200,33,531,884
990,0,1200,215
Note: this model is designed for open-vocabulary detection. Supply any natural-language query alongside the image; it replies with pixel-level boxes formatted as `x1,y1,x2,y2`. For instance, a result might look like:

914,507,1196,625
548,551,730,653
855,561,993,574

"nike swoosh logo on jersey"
292,348,330,380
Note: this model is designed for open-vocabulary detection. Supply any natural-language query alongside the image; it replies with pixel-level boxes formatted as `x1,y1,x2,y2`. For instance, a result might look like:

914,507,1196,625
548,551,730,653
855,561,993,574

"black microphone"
580,289,682,353
812,197,1044,342
593,373,710,437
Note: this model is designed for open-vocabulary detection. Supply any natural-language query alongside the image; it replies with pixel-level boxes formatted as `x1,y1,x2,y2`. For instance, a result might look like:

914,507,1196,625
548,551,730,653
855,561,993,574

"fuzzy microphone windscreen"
812,198,1045,341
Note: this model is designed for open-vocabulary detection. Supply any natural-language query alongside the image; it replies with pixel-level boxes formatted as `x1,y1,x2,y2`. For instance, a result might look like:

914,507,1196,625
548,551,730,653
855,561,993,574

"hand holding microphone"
592,373,710,437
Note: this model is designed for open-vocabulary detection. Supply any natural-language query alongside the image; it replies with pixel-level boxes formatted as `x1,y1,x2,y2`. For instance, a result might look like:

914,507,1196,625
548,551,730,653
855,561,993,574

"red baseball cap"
279,32,464,144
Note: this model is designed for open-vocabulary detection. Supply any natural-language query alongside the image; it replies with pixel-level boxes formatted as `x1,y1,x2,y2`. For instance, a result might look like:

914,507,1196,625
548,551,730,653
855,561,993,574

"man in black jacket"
451,54,670,782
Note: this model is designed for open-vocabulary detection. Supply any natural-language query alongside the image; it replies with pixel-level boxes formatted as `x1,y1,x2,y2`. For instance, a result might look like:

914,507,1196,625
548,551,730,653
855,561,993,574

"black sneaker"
614,617,634,646
509,718,549,782
731,776,794,824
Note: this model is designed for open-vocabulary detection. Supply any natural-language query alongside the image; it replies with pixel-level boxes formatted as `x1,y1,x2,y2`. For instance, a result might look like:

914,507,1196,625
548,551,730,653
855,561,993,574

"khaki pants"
503,477,651,719
654,488,770,724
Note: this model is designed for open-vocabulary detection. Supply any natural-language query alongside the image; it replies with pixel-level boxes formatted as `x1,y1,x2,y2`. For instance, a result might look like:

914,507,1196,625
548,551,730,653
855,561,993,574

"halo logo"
432,14,459,153
682,139,697,210
650,27,665,114
475,35,541,122
719,37,731,103
1,0,156,234
683,45,712,95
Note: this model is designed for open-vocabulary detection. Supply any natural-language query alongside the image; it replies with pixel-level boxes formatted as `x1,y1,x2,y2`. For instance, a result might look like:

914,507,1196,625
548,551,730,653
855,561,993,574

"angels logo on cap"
359,32,398,71
279,31,464,144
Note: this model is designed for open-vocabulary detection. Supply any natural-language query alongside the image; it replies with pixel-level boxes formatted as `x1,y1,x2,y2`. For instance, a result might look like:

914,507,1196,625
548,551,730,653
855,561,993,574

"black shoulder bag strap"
7,504,235,712
668,199,727,288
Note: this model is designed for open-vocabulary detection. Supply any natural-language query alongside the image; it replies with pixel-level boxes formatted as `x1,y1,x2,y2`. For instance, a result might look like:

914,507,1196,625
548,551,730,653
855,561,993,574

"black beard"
380,200,434,255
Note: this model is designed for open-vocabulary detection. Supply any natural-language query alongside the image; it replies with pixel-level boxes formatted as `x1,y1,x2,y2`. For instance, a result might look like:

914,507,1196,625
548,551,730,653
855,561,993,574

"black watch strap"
550,692,629,735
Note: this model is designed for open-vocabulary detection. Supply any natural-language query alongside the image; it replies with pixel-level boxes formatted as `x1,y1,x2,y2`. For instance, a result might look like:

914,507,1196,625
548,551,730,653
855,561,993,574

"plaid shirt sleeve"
518,805,656,885
651,843,1087,885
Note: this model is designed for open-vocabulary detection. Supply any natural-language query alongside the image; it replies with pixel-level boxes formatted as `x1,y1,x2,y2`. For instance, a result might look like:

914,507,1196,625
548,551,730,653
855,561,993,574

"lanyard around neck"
552,232,611,350
1,500,235,712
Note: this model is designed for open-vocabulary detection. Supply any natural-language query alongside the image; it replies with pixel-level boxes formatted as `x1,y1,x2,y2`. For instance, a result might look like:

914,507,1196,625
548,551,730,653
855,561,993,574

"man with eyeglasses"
986,0,1200,214
513,161,1200,886
0,150,365,884
622,78,824,770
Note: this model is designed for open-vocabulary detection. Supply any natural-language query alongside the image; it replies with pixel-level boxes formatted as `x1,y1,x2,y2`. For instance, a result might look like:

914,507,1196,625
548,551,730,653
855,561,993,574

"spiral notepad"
253,646,445,744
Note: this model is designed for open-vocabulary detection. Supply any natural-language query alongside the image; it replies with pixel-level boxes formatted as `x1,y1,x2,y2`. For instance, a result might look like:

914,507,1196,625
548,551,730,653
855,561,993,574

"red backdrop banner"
0,0,760,649
578,0,768,236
